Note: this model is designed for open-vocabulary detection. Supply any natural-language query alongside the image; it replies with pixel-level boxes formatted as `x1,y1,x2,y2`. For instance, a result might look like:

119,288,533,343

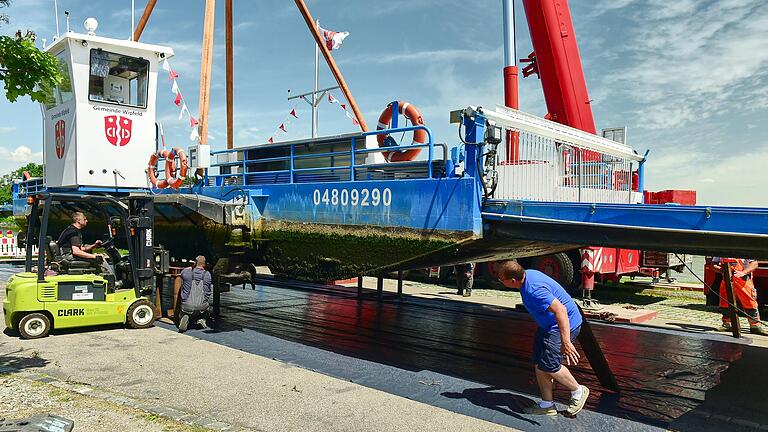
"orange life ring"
165,147,188,189
147,147,187,189
376,101,425,162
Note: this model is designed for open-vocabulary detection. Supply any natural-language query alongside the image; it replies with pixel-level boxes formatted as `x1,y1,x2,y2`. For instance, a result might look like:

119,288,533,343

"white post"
502,0,516,68
312,19,320,138
54,0,60,37
131,0,135,41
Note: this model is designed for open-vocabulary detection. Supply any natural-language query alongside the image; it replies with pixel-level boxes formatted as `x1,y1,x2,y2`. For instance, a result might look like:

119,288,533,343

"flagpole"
130,0,135,41
294,0,369,132
312,19,319,138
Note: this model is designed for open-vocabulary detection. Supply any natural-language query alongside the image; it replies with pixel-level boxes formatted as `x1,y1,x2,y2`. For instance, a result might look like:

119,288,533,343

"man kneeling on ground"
178,255,213,333
498,260,589,416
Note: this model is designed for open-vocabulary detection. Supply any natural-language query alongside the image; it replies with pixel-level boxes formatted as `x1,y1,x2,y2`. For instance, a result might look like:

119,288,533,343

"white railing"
475,106,644,204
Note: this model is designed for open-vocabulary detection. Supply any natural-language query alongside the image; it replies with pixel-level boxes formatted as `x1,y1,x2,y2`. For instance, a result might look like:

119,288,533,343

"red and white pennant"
327,93,360,127
162,59,200,142
267,106,300,144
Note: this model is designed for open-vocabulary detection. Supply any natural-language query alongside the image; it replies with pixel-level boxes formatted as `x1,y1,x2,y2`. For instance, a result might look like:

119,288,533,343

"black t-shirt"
57,224,83,251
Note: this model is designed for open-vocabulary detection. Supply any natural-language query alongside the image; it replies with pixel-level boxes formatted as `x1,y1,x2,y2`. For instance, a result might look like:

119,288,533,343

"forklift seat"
46,236,99,275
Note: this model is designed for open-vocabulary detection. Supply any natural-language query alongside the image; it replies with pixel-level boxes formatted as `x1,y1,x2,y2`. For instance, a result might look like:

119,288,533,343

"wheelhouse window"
88,49,148,108
42,50,74,110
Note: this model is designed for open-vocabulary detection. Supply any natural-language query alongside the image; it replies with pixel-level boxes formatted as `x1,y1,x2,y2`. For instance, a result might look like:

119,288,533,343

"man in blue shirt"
499,260,589,416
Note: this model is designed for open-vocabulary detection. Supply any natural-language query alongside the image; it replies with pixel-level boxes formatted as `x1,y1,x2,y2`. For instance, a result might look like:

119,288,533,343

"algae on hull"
259,220,471,281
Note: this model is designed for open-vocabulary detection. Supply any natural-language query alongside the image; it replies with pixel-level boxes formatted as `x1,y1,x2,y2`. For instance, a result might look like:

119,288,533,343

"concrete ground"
0,282,515,432
4,271,767,431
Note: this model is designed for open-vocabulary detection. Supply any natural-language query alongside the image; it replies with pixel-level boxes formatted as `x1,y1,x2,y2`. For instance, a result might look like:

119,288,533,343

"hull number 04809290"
313,188,392,207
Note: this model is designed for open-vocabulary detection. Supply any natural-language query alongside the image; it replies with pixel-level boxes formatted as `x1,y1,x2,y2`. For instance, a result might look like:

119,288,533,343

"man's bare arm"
735,260,759,278
549,299,580,365
71,244,97,260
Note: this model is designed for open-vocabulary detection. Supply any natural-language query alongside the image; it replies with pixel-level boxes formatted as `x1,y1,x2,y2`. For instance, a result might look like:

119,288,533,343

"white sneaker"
178,314,189,333
566,385,589,416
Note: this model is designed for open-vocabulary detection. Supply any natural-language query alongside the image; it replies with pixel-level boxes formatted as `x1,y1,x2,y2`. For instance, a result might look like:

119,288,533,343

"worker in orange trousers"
713,257,767,336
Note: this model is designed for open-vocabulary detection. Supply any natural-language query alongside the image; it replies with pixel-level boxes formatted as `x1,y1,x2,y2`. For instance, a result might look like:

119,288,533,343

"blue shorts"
532,325,581,373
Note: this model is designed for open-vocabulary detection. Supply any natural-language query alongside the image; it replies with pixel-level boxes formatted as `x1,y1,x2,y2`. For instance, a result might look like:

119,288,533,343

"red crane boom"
520,0,597,134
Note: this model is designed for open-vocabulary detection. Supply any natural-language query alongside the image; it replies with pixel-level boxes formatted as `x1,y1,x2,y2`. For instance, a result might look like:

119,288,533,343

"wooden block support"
722,264,741,338
577,306,620,393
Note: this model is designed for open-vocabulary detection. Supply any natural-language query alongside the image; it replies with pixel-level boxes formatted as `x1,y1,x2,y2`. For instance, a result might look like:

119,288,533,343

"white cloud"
646,146,768,207
344,47,500,66
0,126,16,134
0,145,42,164
597,0,768,130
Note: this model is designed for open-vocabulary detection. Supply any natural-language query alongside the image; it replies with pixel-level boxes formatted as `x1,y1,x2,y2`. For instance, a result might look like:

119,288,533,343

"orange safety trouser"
719,261,758,310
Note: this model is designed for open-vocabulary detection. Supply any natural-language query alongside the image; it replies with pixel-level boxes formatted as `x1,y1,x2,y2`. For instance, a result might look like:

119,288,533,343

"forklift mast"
128,197,158,294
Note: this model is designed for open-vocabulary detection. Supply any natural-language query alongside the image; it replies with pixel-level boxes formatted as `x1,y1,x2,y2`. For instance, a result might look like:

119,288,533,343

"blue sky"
1,0,767,206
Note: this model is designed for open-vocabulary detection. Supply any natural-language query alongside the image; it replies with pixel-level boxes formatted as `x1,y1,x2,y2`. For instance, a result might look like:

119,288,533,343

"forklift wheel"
18,313,51,339
126,300,156,329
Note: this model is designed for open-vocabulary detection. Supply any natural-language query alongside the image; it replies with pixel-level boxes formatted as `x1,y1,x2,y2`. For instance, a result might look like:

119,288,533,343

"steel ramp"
483,200,768,259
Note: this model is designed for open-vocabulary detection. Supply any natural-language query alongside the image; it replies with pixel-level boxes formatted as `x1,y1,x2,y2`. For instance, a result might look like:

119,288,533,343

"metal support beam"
293,0,368,132
132,0,157,42
377,276,383,301
25,199,38,273
357,276,363,298
397,271,403,298
37,198,51,282
225,0,234,150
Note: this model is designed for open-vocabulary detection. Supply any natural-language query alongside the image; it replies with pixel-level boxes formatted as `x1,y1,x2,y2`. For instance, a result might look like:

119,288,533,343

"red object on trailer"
644,190,697,206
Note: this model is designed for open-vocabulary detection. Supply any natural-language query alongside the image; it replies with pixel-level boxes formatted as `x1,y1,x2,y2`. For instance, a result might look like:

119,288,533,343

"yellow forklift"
3,193,168,339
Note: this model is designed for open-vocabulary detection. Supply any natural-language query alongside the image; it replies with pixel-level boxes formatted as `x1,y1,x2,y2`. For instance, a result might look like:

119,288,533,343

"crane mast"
520,0,597,134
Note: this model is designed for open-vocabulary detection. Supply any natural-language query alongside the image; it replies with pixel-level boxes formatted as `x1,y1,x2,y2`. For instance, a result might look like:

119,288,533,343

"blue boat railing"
13,177,45,198
202,125,443,187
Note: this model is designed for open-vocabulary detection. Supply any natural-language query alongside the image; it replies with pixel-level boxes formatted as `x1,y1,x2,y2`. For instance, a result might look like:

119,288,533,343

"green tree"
0,0,63,103
0,162,43,204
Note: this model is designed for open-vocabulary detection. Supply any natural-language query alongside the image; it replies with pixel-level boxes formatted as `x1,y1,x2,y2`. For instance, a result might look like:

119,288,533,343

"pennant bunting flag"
266,103,301,144
178,103,188,121
318,26,349,51
326,92,361,129
162,59,202,143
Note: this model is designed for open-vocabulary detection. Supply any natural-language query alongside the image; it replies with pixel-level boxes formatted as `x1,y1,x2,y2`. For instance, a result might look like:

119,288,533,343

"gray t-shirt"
180,267,212,305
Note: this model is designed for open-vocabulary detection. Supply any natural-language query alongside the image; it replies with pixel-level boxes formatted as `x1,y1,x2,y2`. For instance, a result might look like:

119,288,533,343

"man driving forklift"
57,211,113,275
